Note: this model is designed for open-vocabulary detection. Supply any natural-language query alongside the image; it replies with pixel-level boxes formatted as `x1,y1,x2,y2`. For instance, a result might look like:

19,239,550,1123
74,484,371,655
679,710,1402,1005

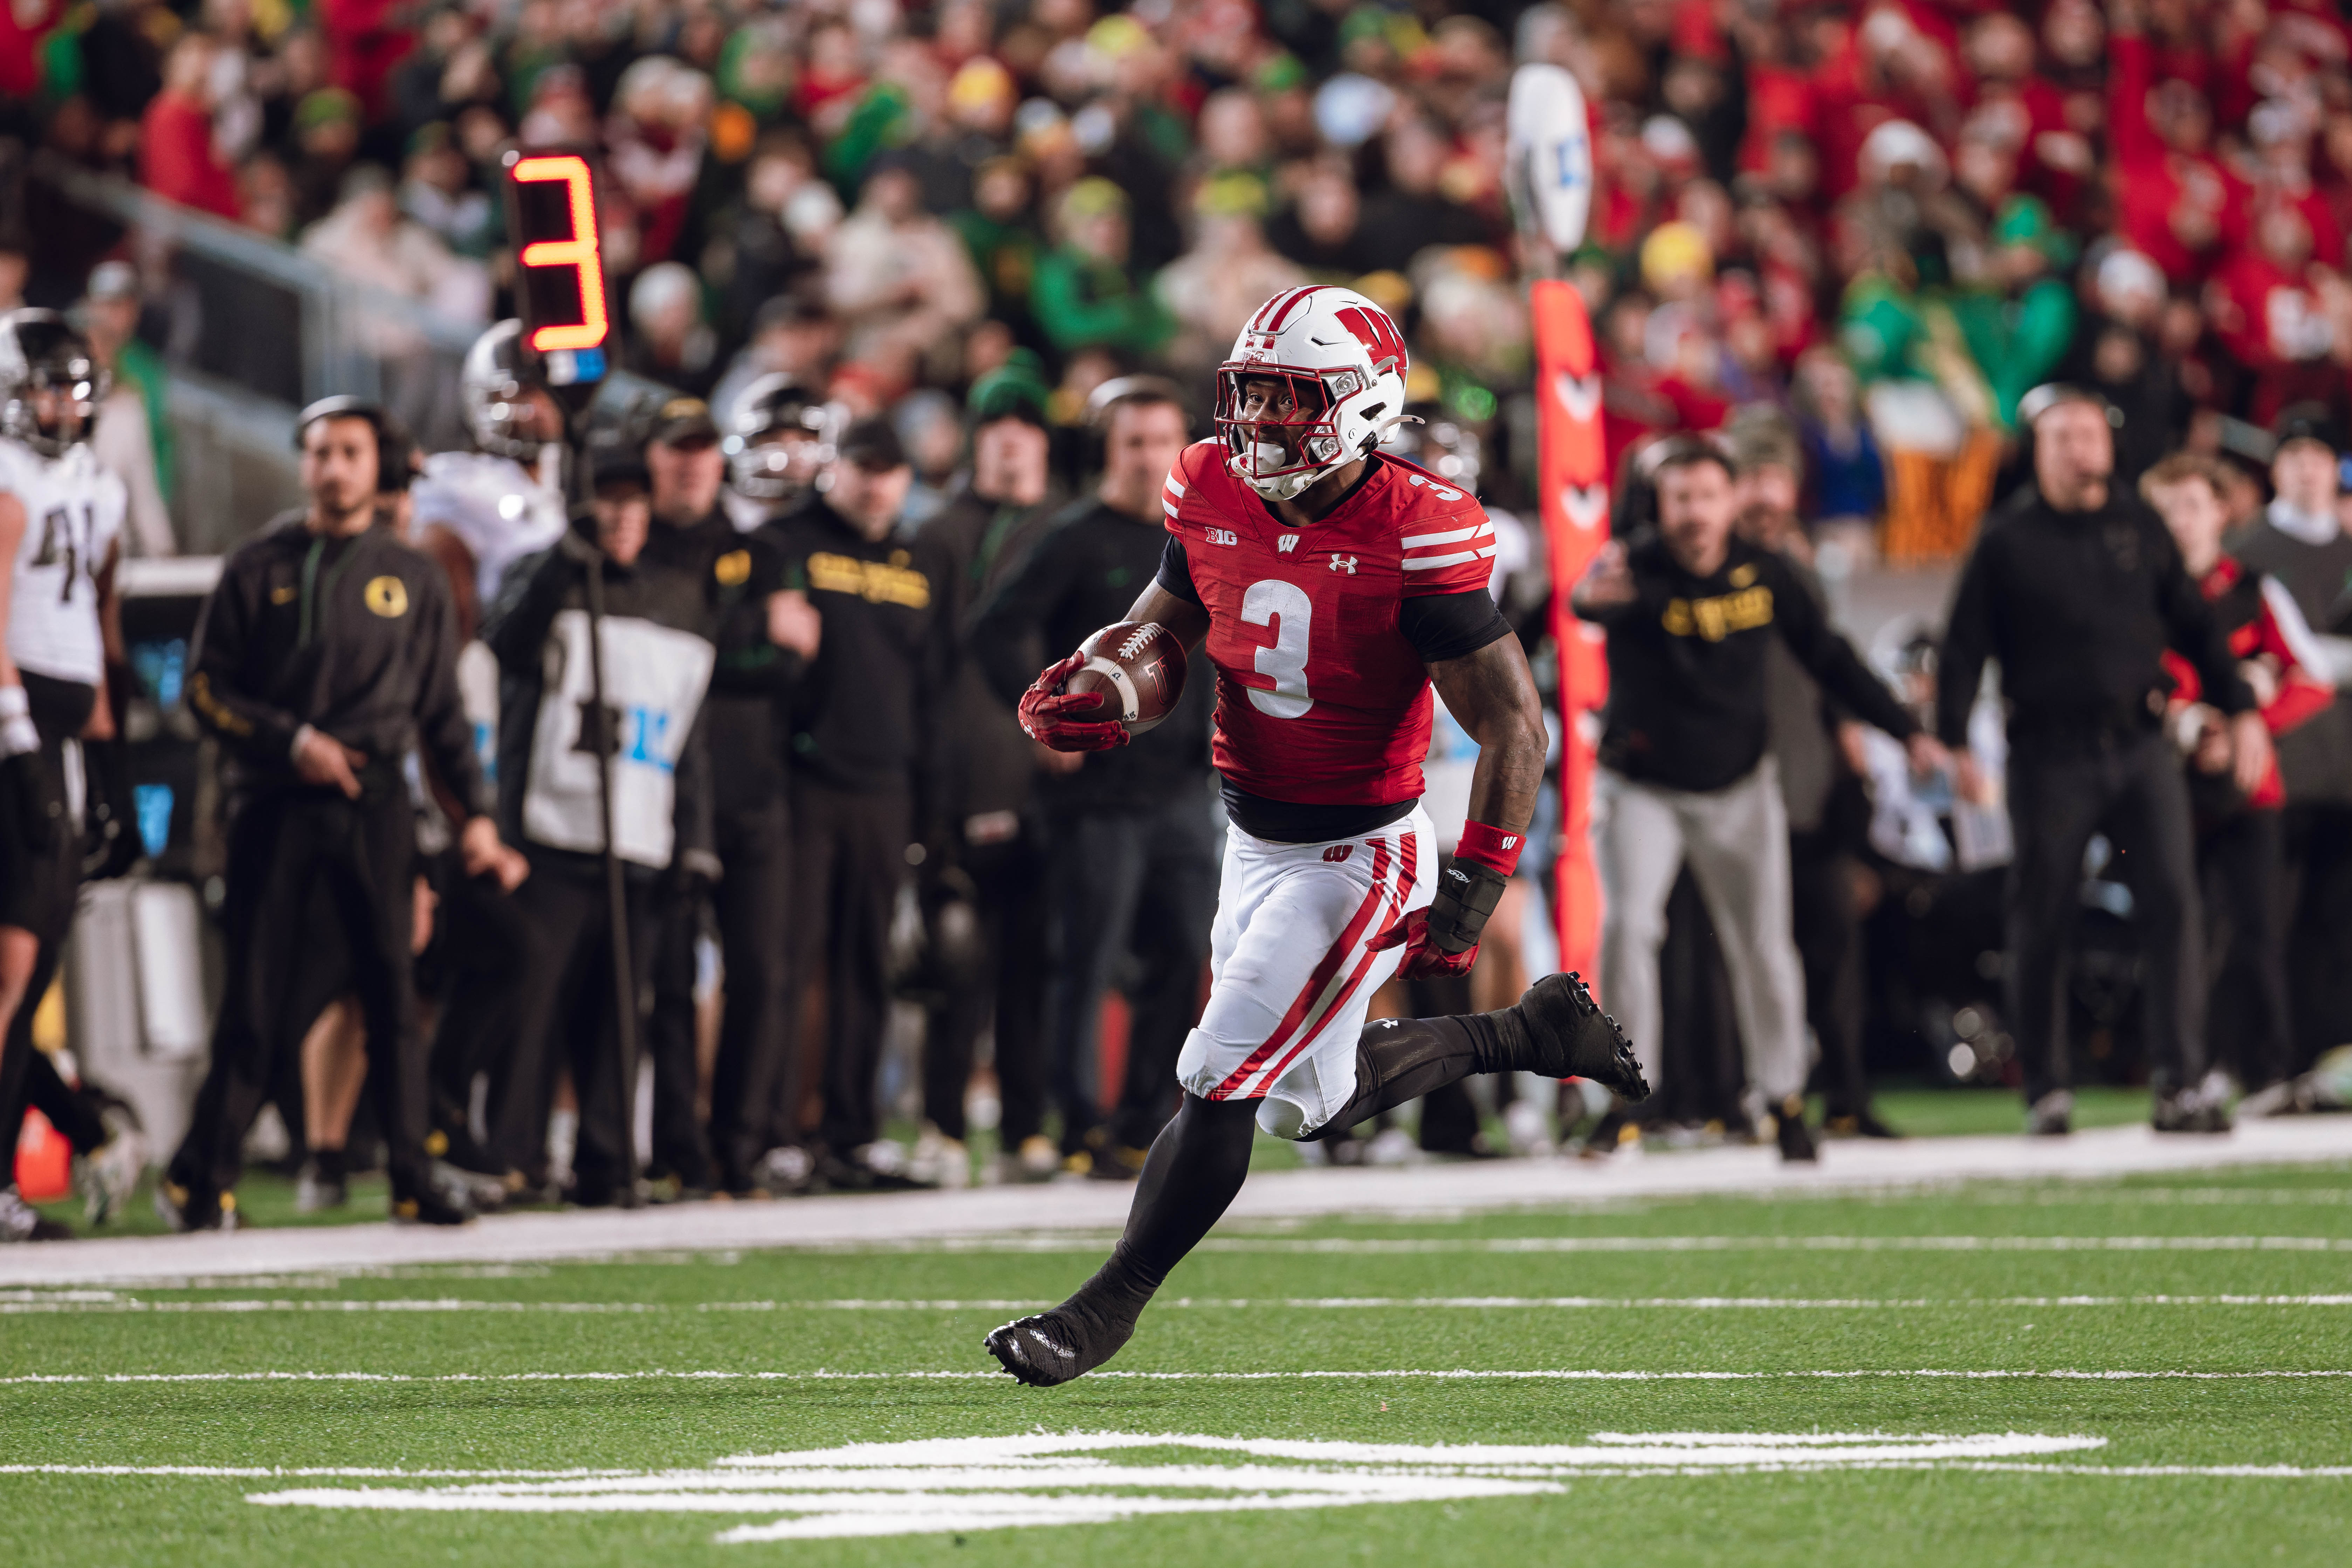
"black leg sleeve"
1077,1092,1258,1313
1304,1012,1510,1141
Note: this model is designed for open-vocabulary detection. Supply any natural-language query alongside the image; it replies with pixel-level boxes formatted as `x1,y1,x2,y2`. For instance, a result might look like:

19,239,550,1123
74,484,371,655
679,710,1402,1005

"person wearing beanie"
968,376,1216,1180
901,353,1064,1188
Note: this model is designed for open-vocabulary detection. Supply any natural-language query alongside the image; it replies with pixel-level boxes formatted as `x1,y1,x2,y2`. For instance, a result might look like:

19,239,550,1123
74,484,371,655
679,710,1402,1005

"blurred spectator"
1155,179,1305,379
1032,177,1172,357
77,261,175,557
140,34,240,219
826,159,985,384
624,261,720,398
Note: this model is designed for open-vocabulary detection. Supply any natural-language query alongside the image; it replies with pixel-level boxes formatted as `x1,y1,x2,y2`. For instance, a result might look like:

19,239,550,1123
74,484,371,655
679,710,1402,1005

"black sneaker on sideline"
2026,1090,2074,1137
392,1185,475,1226
983,1295,1137,1388
1514,972,1649,1101
1773,1096,1818,1163
0,1187,70,1241
2152,1092,2233,1134
153,1177,238,1232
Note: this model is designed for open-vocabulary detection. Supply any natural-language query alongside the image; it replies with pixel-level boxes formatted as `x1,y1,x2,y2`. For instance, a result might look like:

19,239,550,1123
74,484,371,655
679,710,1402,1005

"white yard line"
4,1118,2348,1287
8,1368,2352,1389
14,1293,2352,1314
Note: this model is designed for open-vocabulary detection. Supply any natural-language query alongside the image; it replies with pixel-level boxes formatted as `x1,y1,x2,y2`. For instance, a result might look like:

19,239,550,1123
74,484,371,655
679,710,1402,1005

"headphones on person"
292,396,414,493
1081,374,1191,473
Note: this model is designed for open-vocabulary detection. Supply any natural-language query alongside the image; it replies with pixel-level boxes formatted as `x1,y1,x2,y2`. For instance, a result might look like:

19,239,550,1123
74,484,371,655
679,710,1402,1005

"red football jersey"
1163,440,1496,805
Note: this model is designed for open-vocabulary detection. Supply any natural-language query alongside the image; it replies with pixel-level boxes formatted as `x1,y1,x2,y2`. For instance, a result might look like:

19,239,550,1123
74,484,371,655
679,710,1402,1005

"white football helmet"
1216,285,1410,501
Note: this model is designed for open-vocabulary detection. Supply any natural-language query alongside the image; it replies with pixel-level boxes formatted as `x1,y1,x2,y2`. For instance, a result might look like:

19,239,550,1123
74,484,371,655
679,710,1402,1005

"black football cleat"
983,1296,1136,1388
1772,1095,1819,1163
1514,972,1649,1102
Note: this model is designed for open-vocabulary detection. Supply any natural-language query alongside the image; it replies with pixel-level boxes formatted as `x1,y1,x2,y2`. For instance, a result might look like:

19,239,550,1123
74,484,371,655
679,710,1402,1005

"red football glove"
1368,908,1478,979
1018,651,1130,753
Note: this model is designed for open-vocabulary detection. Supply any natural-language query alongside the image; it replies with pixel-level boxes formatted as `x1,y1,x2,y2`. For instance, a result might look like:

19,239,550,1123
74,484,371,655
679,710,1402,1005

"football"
1062,620,1187,736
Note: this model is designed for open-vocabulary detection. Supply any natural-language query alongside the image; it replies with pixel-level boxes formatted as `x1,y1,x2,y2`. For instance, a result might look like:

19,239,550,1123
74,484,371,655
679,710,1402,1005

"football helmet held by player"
461,319,559,459
724,373,834,503
1216,285,1409,502
0,310,107,457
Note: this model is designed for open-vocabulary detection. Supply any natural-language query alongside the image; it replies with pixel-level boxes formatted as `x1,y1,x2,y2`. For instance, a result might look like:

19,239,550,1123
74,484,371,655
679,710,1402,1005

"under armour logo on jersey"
1205,527,1238,546
1329,555,1358,574
1321,844,1353,863
1277,535,1300,554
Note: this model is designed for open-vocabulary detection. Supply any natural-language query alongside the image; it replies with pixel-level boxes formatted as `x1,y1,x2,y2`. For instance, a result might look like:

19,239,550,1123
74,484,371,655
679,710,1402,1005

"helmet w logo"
1333,306,1407,374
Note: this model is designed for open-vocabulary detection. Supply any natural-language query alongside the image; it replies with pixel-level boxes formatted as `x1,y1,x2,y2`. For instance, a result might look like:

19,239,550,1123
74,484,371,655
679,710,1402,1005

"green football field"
5,1158,2350,1567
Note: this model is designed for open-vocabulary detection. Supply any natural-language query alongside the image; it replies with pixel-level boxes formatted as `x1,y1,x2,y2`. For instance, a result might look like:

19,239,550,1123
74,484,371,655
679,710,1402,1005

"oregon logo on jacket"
524,608,715,868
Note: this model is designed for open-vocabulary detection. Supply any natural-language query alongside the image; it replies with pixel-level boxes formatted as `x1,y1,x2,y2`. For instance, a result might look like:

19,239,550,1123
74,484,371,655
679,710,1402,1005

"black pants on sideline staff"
646,883,713,1189
923,826,1047,1146
1043,796,1218,1154
789,781,909,1157
2005,729,2205,1103
2282,804,2352,1072
489,862,655,1200
705,795,795,1189
426,861,534,1170
2199,807,2293,1091
168,789,434,1201
1791,826,1870,1119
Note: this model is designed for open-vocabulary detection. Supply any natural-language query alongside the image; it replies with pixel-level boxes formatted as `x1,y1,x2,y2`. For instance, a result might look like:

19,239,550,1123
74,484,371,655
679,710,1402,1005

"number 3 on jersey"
1241,578,1313,719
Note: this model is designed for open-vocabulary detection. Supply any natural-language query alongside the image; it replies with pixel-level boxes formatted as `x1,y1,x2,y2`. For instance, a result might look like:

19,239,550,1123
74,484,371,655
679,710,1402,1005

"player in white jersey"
0,310,144,1240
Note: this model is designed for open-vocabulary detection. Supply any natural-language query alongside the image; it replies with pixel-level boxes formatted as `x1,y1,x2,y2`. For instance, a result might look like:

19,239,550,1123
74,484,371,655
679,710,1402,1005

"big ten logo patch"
806,551,931,609
1205,527,1239,546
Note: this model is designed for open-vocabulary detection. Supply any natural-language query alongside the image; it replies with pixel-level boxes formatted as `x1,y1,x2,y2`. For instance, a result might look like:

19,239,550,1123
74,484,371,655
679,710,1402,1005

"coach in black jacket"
971,380,1216,1175
167,399,525,1230
1938,387,2269,1135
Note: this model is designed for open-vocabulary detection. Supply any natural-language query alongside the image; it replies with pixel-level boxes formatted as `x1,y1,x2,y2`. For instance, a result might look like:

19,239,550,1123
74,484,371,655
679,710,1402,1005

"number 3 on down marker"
511,154,610,353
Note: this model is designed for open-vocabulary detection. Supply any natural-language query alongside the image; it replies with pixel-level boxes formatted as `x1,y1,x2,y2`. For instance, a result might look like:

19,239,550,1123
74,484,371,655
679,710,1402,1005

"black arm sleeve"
1935,535,1997,748
1767,557,1919,741
185,553,304,761
1156,534,1201,605
1399,589,1512,664
481,544,578,675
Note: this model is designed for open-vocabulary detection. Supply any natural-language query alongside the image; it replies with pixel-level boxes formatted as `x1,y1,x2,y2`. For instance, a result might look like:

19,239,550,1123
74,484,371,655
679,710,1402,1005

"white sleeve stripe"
2261,574,2334,679
1398,521,1496,549
1400,546,1501,571
1161,500,1180,519
1164,476,1187,497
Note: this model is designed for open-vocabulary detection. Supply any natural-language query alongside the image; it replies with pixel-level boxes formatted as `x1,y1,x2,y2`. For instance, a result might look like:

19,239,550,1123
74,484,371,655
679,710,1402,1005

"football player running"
985,286,1649,1385
0,311,141,1240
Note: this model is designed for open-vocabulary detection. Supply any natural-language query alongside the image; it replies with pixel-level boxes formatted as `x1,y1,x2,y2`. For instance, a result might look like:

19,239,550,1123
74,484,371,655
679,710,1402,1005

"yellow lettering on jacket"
1660,585,1774,642
805,552,932,609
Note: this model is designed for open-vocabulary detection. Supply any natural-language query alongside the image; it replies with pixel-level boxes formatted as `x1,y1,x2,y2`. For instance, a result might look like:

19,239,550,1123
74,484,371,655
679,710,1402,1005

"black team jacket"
1574,530,1916,793
189,509,489,817
1937,486,2252,752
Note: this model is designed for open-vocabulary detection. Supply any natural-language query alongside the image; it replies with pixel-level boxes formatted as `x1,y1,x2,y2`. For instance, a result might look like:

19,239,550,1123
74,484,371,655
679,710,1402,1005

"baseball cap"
2271,401,2339,453
85,261,138,302
589,438,651,489
2016,383,2117,428
835,415,907,471
648,396,719,447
